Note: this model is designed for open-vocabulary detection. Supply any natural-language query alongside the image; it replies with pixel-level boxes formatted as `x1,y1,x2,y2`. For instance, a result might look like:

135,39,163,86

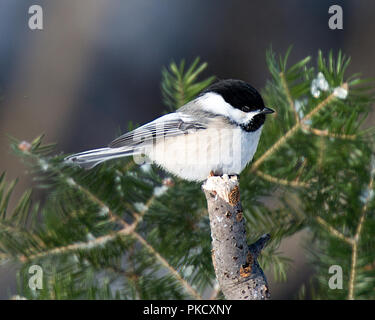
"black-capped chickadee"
65,79,274,181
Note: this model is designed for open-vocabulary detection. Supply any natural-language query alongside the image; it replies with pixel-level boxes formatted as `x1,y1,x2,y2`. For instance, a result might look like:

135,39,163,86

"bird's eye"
243,106,250,112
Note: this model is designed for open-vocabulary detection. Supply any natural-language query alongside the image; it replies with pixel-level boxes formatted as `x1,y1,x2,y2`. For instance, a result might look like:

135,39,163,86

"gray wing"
108,112,206,148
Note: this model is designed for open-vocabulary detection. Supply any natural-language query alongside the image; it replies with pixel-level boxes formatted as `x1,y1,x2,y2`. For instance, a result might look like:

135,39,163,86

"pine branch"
131,230,202,300
19,227,130,262
56,176,202,299
301,125,357,141
131,192,157,230
161,57,215,110
202,175,270,300
251,83,348,171
255,170,310,188
280,71,300,123
348,169,374,300
315,216,352,244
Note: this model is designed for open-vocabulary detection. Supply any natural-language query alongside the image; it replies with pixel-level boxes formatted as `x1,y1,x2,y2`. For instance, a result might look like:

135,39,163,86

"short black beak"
260,106,275,114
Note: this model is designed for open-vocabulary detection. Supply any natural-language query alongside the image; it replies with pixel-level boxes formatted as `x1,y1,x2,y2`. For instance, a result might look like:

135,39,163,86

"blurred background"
0,0,374,299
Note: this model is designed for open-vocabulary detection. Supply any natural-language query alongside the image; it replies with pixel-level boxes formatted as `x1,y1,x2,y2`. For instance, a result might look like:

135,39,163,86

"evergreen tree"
0,50,374,299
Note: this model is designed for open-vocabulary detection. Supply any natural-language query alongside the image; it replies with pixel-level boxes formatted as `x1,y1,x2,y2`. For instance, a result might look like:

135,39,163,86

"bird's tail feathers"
64,147,138,169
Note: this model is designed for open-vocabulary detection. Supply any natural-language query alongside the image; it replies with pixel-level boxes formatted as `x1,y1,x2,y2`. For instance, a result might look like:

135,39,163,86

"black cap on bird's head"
200,79,274,132
201,79,274,114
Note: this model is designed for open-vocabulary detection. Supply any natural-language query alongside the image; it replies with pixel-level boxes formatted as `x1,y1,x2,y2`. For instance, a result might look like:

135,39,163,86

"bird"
64,79,274,181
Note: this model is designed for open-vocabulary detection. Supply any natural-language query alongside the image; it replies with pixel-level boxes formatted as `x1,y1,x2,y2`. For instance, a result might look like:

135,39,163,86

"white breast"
147,125,263,181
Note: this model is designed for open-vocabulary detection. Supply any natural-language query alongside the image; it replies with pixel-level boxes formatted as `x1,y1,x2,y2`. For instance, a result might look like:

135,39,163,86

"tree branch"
302,125,357,140
348,172,374,300
202,175,270,300
315,216,352,245
280,71,300,123
20,175,202,300
255,170,310,188
251,84,347,171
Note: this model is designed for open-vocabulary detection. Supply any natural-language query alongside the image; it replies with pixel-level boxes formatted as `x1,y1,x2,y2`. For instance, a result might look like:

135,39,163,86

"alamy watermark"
28,5,43,30
328,5,343,30
27,5,343,32
328,265,343,290
28,264,43,290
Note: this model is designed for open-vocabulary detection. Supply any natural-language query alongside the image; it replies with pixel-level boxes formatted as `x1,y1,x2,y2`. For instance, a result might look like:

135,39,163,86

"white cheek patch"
197,92,259,124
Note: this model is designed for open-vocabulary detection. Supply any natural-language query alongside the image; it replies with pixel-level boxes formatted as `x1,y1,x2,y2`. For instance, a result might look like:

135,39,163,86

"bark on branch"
202,174,270,300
